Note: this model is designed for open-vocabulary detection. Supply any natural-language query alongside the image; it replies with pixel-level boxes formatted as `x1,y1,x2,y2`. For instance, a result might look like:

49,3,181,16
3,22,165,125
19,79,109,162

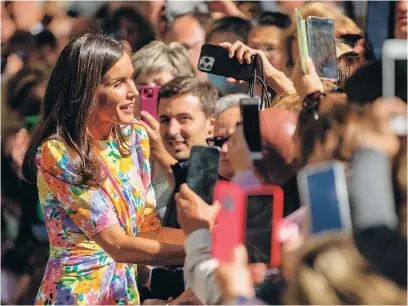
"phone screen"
186,146,220,205
307,17,338,80
241,101,262,155
306,167,344,234
246,195,273,264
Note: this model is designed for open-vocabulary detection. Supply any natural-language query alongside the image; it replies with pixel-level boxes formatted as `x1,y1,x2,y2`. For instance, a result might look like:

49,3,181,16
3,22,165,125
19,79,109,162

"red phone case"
140,86,160,121
212,181,246,263
245,185,284,269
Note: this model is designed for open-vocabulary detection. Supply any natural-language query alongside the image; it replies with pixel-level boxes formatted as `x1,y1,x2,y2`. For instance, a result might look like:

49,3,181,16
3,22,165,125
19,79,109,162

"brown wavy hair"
22,34,130,187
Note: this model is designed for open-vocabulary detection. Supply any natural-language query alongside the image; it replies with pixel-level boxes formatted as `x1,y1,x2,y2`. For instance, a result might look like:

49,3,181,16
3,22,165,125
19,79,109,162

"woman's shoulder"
36,136,73,174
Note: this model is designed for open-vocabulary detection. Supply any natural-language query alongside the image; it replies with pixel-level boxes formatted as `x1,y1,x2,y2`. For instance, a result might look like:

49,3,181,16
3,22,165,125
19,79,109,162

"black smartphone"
241,98,262,159
186,146,220,204
197,44,253,81
245,195,273,264
306,16,338,80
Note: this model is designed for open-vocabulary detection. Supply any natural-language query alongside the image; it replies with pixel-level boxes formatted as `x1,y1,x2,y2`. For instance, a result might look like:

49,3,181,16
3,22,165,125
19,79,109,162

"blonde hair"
336,14,361,35
284,233,407,305
272,92,302,113
132,40,194,82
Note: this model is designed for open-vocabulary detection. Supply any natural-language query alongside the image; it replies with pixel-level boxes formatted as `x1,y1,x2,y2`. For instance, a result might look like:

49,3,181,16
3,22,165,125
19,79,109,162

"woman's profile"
22,33,185,305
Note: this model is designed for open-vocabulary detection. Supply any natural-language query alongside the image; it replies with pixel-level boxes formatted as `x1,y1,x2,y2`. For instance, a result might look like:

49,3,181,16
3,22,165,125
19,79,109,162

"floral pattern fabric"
34,124,161,305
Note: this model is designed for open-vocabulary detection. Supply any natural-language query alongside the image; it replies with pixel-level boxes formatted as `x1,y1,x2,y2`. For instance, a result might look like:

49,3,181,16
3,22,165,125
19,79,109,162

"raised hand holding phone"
175,184,221,236
217,41,295,94
291,56,324,101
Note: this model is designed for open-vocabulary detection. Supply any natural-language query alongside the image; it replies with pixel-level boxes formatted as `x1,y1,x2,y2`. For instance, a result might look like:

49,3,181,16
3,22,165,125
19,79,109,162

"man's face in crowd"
159,93,213,160
165,15,206,79
248,25,285,71
213,106,241,180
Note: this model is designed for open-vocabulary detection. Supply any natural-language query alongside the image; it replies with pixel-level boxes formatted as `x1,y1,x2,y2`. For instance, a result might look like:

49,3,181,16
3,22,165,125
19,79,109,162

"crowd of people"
1,0,407,305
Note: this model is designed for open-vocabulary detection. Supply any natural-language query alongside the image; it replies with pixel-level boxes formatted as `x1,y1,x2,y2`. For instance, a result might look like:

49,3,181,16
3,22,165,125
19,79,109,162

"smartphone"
306,16,338,80
140,85,160,121
241,98,262,160
245,186,284,268
297,161,352,235
186,146,220,205
382,39,407,136
212,181,246,263
198,44,253,81
295,9,309,73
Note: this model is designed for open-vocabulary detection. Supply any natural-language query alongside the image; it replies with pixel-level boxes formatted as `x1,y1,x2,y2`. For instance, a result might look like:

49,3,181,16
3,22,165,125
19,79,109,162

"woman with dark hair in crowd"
22,33,186,305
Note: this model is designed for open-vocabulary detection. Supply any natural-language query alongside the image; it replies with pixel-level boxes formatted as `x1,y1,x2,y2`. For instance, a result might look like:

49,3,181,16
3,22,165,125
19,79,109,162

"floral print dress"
34,124,161,305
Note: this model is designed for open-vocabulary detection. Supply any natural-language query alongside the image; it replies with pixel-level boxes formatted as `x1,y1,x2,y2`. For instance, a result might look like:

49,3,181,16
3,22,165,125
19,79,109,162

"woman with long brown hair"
22,33,185,305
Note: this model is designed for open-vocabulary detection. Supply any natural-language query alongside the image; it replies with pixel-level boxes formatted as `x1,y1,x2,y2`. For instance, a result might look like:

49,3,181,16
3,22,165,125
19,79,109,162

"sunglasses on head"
206,136,230,148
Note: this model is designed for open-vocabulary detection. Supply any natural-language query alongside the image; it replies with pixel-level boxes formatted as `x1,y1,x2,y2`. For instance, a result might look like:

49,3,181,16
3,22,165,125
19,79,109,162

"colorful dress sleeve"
36,139,119,238
134,125,161,232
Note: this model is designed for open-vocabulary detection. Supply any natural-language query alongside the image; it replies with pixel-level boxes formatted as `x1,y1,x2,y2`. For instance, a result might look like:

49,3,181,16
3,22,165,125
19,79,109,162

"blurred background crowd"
1,0,407,304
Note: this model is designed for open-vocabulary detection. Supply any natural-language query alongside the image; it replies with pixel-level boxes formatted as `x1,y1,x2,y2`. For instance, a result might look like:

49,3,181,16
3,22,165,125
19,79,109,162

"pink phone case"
245,185,284,269
212,181,246,263
140,86,160,120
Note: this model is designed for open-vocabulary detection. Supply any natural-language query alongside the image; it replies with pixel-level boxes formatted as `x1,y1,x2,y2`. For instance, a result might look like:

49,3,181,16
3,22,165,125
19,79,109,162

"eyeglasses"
206,136,230,148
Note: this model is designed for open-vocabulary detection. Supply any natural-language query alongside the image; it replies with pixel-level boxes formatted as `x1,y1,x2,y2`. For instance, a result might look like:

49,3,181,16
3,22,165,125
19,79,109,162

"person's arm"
37,139,185,266
92,226,185,266
350,148,407,287
350,148,398,230
140,111,177,189
184,229,223,305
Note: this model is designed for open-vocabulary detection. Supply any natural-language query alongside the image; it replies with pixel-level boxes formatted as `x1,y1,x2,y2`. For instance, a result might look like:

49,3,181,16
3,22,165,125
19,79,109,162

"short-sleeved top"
34,124,161,305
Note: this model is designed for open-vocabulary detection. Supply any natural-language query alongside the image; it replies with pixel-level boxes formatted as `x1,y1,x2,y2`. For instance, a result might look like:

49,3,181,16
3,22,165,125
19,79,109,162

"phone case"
186,146,220,205
296,9,309,73
197,44,254,81
212,181,246,263
245,185,284,269
140,86,160,120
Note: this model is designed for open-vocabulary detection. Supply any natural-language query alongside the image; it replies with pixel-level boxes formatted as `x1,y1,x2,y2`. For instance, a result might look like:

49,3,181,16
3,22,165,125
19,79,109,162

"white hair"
214,93,253,116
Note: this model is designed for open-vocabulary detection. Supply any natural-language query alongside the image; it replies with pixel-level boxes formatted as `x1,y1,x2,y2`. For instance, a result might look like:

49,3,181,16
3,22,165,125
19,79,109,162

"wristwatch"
302,91,325,120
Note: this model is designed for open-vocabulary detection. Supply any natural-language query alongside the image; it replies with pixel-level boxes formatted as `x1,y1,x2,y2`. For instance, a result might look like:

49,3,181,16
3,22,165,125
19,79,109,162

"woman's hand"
140,111,177,187
291,56,324,101
140,111,167,159
218,41,295,94
175,184,221,236
354,98,407,158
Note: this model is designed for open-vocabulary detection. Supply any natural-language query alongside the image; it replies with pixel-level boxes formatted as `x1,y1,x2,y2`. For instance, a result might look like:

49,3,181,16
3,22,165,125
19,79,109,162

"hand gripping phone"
197,44,254,81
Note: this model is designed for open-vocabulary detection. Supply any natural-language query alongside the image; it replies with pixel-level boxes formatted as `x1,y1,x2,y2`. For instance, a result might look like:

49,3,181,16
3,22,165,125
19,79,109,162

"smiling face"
94,53,138,126
158,93,213,160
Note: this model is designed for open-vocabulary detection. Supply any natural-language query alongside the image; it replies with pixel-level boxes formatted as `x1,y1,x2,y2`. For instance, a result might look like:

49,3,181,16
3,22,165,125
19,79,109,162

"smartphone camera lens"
199,63,205,69
204,57,209,63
